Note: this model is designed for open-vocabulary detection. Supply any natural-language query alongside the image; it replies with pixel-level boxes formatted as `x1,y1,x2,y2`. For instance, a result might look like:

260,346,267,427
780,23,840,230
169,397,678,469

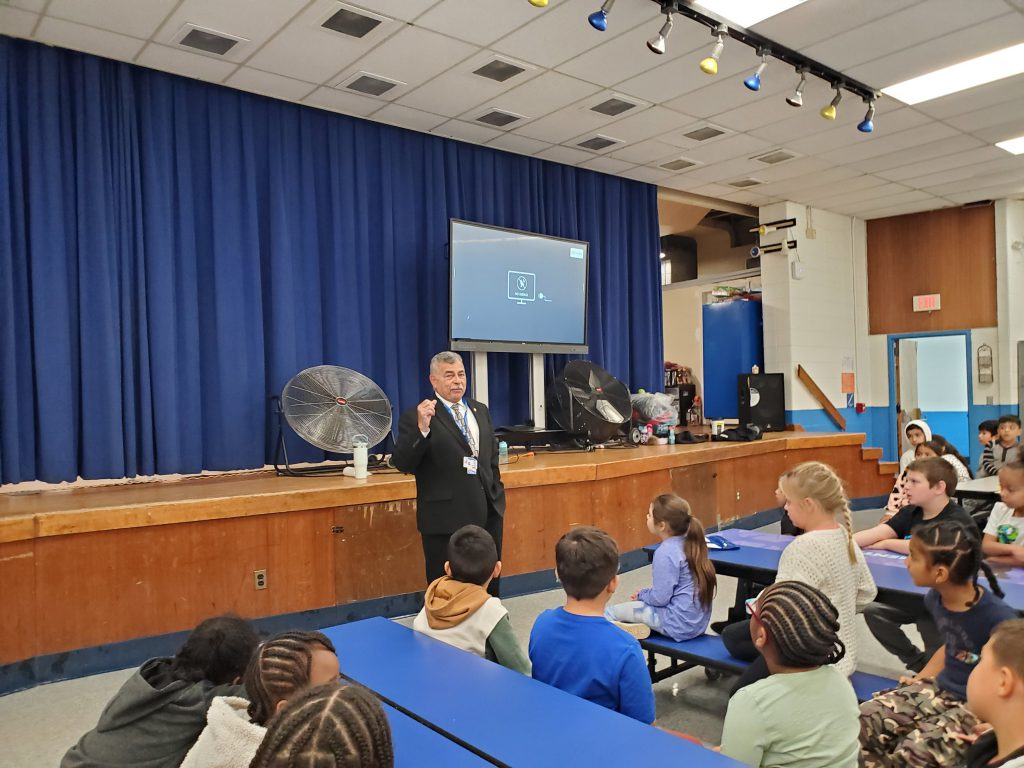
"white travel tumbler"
353,434,369,479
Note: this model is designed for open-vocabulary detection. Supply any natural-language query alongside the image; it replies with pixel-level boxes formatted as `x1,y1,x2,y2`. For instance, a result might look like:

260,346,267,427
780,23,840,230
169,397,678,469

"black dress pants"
421,506,504,597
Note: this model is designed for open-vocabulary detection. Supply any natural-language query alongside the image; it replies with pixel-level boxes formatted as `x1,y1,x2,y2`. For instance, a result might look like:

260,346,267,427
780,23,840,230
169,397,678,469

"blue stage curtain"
0,36,662,483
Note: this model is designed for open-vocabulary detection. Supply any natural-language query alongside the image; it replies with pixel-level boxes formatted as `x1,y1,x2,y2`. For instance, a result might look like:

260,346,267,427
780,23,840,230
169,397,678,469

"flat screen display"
449,220,589,354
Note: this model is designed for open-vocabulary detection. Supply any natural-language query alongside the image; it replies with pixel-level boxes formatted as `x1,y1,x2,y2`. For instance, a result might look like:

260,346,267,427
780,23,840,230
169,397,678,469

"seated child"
920,435,973,482
982,461,1024,567
965,619,1024,768
856,458,977,672
61,614,259,768
249,682,393,768
859,520,1017,768
721,462,876,693
719,581,860,767
977,419,1000,477
180,630,340,768
605,493,716,642
982,415,1022,478
899,419,932,473
529,526,656,724
412,524,530,674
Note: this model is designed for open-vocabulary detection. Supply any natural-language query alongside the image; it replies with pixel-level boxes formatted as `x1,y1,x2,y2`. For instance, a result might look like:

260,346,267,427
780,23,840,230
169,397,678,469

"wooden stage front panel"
0,433,892,665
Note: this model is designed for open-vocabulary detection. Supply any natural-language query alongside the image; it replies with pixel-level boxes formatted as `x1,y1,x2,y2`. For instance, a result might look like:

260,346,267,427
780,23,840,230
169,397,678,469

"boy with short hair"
855,458,977,672
529,526,656,724
981,461,1024,567
977,420,1001,477
965,619,1024,768
981,415,1022,478
413,524,530,675
899,419,932,473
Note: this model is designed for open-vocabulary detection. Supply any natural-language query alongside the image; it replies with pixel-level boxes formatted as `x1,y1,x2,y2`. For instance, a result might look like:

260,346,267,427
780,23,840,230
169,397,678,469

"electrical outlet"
254,569,267,590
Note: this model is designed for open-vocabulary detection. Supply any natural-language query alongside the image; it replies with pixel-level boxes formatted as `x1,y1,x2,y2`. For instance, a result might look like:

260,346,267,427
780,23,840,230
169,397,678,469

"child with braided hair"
721,461,876,692
860,520,1017,768
181,631,340,768
249,682,393,768
719,581,860,767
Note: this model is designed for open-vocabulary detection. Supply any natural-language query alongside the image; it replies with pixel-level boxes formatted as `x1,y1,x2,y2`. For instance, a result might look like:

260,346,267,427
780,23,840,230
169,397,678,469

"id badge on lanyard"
463,456,478,475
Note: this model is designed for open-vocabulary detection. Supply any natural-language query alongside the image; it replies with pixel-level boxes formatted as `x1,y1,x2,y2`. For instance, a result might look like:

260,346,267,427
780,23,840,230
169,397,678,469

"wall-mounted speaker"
738,373,785,432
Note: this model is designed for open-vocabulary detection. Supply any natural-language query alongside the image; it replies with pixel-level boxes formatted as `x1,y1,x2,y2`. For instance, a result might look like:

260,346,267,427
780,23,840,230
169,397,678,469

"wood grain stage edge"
0,433,892,666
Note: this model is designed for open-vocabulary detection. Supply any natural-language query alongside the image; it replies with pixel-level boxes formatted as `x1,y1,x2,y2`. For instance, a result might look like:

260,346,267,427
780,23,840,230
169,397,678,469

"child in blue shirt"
606,493,716,641
529,526,656,724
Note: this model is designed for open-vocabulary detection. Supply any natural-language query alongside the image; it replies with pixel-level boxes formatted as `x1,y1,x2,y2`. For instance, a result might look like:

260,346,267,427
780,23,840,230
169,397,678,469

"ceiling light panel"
691,0,810,28
882,42,1024,104
997,135,1024,155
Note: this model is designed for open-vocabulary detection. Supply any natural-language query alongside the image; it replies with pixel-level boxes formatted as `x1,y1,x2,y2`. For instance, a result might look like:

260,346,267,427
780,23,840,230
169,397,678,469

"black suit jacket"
392,396,505,536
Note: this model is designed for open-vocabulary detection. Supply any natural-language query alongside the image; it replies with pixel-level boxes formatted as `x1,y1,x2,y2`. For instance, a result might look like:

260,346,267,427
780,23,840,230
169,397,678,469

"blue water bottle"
498,441,509,464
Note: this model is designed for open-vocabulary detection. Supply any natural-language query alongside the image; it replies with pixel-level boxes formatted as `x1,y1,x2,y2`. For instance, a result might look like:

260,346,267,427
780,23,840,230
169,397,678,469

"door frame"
886,329,973,461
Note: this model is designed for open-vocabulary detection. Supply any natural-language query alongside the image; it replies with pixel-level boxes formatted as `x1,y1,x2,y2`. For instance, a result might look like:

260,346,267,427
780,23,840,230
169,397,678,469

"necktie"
451,403,477,456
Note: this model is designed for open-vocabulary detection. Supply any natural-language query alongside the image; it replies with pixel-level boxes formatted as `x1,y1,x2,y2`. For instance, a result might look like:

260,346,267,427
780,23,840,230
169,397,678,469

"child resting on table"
982,461,1024,567
859,519,1017,768
719,581,860,768
605,493,717,642
720,461,877,694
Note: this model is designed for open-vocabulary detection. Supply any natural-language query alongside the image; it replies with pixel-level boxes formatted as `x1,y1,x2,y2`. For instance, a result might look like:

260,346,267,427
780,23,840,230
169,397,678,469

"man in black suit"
393,351,506,593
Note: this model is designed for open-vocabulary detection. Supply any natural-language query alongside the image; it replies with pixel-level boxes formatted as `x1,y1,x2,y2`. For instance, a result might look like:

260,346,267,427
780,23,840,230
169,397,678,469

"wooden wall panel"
669,463,719,529
867,206,996,334
503,484,588,576
0,540,36,664
592,471,671,555
333,501,423,604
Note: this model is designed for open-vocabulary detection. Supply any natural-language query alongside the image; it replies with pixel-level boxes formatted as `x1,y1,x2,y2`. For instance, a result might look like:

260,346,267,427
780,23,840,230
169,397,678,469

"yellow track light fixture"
786,69,806,107
647,9,674,54
528,0,548,7
820,86,842,120
699,26,727,75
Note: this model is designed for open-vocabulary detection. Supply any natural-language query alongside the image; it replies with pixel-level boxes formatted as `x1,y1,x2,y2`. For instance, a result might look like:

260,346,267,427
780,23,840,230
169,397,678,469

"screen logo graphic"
508,271,536,304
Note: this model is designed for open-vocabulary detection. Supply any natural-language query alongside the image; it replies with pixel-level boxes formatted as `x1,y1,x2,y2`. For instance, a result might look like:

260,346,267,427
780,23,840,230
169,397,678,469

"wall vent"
728,178,763,188
174,24,247,56
683,125,727,141
752,149,797,165
659,157,699,171
476,109,524,127
322,5,385,38
473,57,527,83
577,135,621,151
590,97,637,116
341,72,405,97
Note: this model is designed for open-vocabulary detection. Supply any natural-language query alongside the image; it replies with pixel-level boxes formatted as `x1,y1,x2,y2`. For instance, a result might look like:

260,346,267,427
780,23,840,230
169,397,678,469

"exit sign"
913,293,941,312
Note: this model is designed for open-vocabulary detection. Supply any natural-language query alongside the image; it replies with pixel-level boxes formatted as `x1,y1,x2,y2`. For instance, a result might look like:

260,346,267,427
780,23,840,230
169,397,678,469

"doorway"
889,332,972,463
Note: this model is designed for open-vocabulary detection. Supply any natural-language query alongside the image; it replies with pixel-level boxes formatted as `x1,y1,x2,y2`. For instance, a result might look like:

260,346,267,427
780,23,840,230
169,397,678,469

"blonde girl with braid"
720,581,861,767
721,462,876,693
181,631,340,768
250,682,393,768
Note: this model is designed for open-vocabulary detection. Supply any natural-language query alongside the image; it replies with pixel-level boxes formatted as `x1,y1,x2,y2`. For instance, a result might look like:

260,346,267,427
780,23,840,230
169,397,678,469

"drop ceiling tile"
46,0,179,40
769,171,887,201
706,83,823,134
913,74,1024,120
303,84,382,117
535,145,593,166
854,198,955,220
746,156,833,184
945,183,1024,204
620,166,675,184
610,139,689,166
677,132,772,165
347,0,437,22
848,13,1024,92
812,182,913,209
685,182,739,198
135,43,237,83
851,135,986,175
578,156,637,175
677,156,765,184
371,103,448,132
225,67,317,102
245,0,400,84
844,190,946,214
660,48,778,119
464,71,601,125
600,106,699,145
815,123,960,166
878,146,1010,183
34,16,147,61
416,0,540,47
0,6,39,38
511,100,621,145
660,174,713,195
801,0,1009,72
926,169,1024,198
946,93,1024,132
751,0,920,50
332,25,477,91
972,121,1024,145
432,119,504,145
4,0,47,11
485,133,550,157
903,156,1024,191
655,120,735,151
154,0,308,62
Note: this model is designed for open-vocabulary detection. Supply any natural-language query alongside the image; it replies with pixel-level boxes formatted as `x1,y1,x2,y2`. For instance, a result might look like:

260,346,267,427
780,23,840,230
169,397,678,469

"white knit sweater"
777,528,877,677
179,696,264,768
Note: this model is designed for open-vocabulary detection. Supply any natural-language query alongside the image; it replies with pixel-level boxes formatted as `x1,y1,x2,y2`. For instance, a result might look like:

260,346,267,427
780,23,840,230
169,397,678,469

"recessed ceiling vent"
476,109,524,128
473,57,528,83
577,135,621,151
322,5,384,38
342,72,404,97
752,149,797,165
728,178,763,188
683,125,727,141
175,24,247,56
590,97,638,116
659,157,699,171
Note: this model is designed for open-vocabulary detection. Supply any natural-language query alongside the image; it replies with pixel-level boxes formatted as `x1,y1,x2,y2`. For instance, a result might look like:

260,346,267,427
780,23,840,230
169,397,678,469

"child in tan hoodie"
412,524,530,675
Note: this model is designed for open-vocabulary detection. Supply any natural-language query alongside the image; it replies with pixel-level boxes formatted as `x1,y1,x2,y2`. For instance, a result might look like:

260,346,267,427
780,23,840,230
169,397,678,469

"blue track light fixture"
744,51,768,91
858,99,876,132
647,9,673,54
588,0,615,31
786,69,806,107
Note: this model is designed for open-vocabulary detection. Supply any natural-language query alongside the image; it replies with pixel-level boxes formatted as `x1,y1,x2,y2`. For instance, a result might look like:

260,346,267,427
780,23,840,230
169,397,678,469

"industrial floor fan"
273,365,392,476
549,360,631,447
